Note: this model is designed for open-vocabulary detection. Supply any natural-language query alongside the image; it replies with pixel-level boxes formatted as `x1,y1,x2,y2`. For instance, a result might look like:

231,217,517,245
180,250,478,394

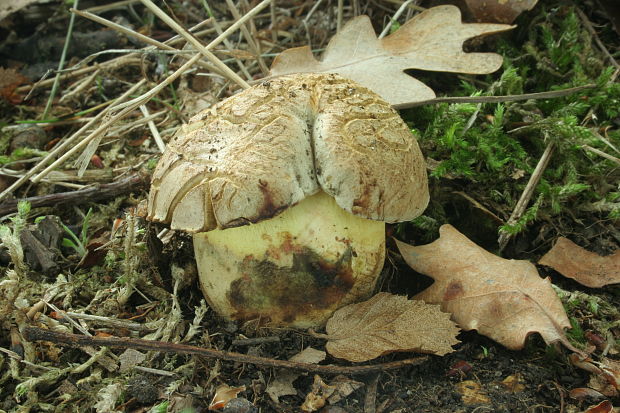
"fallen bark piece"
301,375,335,412
270,5,511,106
539,237,620,288
396,225,576,351
0,172,149,216
209,384,246,410
323,292,459,362
266,347,326,403
455,380,491,405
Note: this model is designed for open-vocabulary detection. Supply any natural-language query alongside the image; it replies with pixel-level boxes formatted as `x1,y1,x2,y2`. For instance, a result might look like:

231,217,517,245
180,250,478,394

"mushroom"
147,73,428,327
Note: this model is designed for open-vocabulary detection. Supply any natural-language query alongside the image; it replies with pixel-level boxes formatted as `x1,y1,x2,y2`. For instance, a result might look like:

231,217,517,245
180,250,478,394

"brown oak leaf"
270,5,511,106
322,292,460,362
0,67,27,104
464,0,538,24
396,224,577,352
539,237,620,288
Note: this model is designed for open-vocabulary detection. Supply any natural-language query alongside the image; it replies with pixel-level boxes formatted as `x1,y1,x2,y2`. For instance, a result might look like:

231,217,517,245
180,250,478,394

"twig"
0,173,149,217
392,84,597,109
231,336,280,346
42,0,79,119
575,8,620,70
23,327,428,375
498,142,555,250
582,145,620,166
337,0,344,32
364,373,379,413
552,381,565,413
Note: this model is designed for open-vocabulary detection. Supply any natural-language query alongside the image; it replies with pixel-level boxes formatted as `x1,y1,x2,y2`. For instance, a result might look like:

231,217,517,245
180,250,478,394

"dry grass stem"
337,0,344,31
71,9,227,78
30,55,197,183
0,80,146,202
83,0,141,13
139,105,166,153
24,0,274,185
201,1,253,80
59,69,101,103
378,0,416,39
140,0,250,89
582,145,620,166
498,142,556,250
64,312,155,332
225,0,269,74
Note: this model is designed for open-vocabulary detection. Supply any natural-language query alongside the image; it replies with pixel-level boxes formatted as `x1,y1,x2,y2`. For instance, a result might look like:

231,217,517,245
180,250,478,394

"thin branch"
576,8,620,70
582,145,620,166
0,173,149,217
23,327,428,375
498,142,556,251
393,84,597,109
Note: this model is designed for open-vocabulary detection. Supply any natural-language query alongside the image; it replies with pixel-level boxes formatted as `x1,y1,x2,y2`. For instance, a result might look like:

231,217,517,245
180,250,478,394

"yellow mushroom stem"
193,191,385,327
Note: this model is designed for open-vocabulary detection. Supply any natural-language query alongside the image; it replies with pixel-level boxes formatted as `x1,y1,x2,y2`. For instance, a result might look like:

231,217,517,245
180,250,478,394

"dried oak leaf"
0,67,27,104
0,0,42,21
539,237,620,288
396,224,576,351
266,347,326,403
323,292,460,362
464,0,538,24
270,5,511,106
584,400,614,413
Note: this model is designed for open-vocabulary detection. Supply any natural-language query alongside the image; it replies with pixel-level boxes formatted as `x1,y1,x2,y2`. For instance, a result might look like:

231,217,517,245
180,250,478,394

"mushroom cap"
147,73,428,232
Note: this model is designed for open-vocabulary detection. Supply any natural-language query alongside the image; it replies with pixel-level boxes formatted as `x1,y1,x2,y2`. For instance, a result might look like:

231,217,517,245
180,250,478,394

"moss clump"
401,6,620,246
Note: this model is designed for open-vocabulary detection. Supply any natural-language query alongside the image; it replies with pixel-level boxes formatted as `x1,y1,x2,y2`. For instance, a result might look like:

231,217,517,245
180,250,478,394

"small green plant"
61,208,93,257
480,345,489,358
566,316,586,345
0,148,48,166
0,200,30,276
149,401,169,413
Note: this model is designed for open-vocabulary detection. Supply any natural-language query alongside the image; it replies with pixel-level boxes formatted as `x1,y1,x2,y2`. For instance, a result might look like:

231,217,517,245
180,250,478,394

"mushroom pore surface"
147,73,429,326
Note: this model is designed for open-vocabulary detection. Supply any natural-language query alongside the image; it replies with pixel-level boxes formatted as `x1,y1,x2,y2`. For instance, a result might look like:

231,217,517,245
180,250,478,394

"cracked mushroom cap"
147,73,429,231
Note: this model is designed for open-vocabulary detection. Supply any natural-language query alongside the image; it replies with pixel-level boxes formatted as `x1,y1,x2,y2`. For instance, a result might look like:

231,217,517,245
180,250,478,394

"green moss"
402,5,619,241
